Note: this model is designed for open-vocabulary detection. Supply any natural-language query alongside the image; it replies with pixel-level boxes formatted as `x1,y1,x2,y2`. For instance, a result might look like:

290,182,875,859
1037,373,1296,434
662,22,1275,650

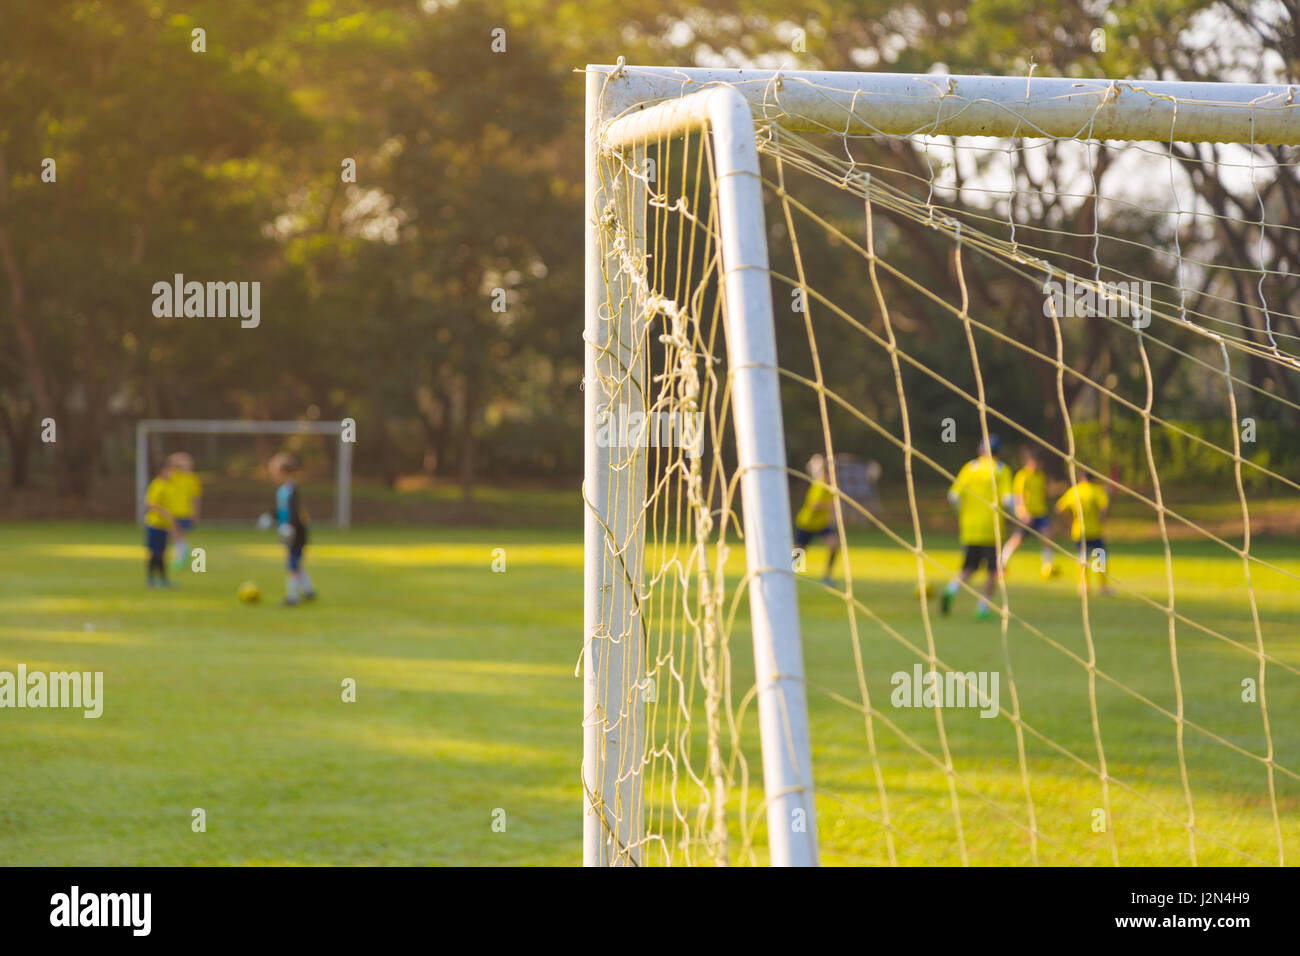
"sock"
299,570,314,595
945,580,959,596
287,574,300,602
1041,545,1053,565
976,596,989,613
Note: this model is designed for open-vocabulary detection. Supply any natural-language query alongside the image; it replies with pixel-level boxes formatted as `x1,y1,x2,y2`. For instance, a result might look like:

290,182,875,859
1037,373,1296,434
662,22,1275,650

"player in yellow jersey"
142,459,183,588
793,454,840,586
1000,447,1057,578
1056,470,1112,596
941,435,1013,620
166,452,202,570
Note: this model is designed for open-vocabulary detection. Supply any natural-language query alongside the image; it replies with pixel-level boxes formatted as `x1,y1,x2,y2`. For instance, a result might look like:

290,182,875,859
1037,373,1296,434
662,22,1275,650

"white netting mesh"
586,68,1300,866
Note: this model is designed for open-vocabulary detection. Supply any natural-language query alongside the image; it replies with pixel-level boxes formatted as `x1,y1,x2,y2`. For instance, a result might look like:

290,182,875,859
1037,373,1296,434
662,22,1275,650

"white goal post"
583,63,1300,866
135,419,353,529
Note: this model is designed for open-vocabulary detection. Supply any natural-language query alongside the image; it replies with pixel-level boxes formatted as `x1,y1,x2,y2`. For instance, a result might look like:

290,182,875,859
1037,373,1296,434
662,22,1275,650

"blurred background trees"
1,0,1296,513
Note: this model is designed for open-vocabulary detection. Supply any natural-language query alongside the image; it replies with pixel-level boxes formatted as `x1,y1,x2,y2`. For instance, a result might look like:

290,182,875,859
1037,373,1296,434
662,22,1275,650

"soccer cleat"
303,591,318,602
282,597,299,607
975,606,994,621
940,590,953,616
1040,563,1057,580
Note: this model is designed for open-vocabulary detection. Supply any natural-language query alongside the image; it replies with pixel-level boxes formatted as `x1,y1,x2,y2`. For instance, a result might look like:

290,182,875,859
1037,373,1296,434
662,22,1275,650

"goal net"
583,65,1300,866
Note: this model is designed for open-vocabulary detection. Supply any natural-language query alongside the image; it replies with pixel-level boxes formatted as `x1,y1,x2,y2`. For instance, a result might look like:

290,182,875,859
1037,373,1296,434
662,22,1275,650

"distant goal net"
135,420,354,529
583,64,1300,866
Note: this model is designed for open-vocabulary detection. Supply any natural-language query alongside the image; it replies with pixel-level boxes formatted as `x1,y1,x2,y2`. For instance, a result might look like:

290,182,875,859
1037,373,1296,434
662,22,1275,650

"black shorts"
1076,538,1106,561
145,526,168,558
793,525,835,549
962,545,1000,573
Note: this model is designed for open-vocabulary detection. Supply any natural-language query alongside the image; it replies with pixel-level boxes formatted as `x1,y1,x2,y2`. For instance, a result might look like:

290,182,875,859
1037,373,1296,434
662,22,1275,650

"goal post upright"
586,68,820,867
583,66,649,866
335,437,353,530
135,422,150,526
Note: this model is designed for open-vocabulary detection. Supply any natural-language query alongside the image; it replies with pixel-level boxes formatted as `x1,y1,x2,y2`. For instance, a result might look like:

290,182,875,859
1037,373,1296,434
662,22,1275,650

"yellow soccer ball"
238,581,262,603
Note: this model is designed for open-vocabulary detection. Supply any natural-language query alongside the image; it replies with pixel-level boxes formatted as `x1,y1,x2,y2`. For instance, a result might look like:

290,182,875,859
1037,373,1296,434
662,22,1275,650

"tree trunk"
55,424,99,499
0,148,55,419
459,391,476,504
0,400,33,488
377,419,398,489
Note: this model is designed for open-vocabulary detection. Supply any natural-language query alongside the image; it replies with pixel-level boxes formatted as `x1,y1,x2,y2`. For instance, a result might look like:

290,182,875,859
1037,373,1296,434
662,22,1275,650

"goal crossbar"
591,64,1300,145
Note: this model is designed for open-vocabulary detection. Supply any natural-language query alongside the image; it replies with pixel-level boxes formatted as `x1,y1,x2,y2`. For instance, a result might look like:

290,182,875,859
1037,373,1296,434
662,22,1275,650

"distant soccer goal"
135,419,354,529
584,64,1300,866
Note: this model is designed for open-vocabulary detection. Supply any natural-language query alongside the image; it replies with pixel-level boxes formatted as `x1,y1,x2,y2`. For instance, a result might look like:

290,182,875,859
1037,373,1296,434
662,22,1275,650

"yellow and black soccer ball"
237,581,262,603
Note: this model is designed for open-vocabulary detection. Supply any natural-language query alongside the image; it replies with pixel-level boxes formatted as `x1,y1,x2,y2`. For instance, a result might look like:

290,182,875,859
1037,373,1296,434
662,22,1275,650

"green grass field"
1,519,1297,865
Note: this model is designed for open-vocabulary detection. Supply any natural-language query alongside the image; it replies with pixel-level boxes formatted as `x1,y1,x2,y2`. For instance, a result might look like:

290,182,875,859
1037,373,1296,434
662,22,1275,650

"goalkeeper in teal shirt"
268,453,317,606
